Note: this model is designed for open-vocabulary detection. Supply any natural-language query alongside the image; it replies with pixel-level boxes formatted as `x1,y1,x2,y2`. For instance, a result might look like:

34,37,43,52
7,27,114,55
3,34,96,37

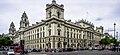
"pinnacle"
52,0,56,4
22,11,27,18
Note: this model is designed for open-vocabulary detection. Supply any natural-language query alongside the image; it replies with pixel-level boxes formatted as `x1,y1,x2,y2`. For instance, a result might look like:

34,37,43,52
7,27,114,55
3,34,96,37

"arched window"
58,30,60,36
49,12,51,18
57,11,60,18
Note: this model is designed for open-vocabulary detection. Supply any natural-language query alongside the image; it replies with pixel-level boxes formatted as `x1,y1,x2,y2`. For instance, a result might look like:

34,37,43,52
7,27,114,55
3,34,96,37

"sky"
0,0,120,39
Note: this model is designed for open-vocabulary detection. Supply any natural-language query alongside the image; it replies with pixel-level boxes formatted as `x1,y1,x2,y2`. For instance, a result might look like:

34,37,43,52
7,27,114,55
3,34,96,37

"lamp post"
114,23,116,38
116,32,118,41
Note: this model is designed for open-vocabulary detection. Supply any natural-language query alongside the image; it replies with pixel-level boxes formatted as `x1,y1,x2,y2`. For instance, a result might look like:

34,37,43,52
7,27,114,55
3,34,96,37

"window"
58,30,60,36
25,24,27,27
25,19,26,21
35,34,36,39
37,29,39,32
43,27,44,30
64,38,65,41
49,12,51,18
43,32,45,37
40,32,42,38
29,36,30,40
37,33,39,38
77,34,78,38
67,28,68,30
49,30,51,36
49,24,51,27
74,33,75,38
71,40,72,42
40,28,42,31
74,40,76,43
43,39,44,42
43,44,44,48
57,11,60,18
49,38,50,41
67,32,69,38
71,33,72,38
35,30,36,33
58,24,60,27
59,38,60,41
79,34,81,39
40,40,41,42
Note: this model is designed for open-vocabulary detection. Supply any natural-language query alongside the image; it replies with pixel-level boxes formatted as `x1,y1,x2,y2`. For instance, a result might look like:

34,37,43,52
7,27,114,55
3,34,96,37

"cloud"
95,18,102,21
0,0,120,40
105,28,114,33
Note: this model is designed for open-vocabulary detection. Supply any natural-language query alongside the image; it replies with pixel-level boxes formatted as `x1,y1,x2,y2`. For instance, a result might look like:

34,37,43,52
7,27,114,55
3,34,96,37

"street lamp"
116,32,118,41
114,23,116,38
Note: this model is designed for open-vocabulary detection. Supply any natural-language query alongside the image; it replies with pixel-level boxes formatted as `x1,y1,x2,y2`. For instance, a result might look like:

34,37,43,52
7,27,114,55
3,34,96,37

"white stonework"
9,0,104,49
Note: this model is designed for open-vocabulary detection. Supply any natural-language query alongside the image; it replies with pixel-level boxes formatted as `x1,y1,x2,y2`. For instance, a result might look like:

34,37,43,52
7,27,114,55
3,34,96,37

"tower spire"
19,11,29,30
22,11,28,18
9,21,16,35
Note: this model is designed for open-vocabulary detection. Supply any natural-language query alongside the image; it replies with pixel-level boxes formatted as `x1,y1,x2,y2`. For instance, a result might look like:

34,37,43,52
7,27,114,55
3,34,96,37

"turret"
9,22,16,35
19,11,29,31
96,26,104,34
46,0,64,19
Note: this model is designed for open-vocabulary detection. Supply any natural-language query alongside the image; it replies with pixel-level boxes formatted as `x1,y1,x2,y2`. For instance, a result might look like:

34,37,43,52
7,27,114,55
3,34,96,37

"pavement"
0,50,120,55
27,50,120,55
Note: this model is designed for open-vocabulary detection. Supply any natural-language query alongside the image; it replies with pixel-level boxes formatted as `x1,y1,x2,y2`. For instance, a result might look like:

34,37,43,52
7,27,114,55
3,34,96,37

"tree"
0,36,13,47
110,38,117,44
99,36,111,45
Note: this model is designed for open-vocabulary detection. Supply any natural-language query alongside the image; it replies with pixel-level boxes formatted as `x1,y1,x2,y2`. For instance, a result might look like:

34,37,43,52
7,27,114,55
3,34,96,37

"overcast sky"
0,0,120,39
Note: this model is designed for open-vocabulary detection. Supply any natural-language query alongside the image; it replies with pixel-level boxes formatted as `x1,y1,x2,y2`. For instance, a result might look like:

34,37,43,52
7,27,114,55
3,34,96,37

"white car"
7,49,15,55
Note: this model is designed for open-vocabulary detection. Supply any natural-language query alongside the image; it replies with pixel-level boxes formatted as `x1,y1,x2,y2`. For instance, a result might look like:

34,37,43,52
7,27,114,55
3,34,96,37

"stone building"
8,0,104,49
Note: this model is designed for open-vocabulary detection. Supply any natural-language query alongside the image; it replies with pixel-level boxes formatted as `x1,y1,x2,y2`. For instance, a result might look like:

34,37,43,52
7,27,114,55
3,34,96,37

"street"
27,50,120,55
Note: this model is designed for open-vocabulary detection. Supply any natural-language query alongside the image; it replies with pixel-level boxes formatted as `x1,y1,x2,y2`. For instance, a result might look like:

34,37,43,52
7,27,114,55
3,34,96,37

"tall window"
37,33,39,38
49,38,50,41
71,33,72,38
74,33,75,38
43,39,44,42
49,12,51,18
43,44,44,48
43,32,45,37
49,24,51,27
67,32,69,38
37,29,39,32
40,32,42,38
58,30,60,36
58,24,60,27
49,30,51,36
43,27,44,30
57,11,60,18
59,38,60,41
25,24,27,27
77,34,78,38
71,28,72,31
40,27,42,31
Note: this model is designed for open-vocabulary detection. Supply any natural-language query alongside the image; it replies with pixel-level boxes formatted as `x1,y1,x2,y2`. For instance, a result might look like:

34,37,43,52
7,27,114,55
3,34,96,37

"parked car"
7,49,15,55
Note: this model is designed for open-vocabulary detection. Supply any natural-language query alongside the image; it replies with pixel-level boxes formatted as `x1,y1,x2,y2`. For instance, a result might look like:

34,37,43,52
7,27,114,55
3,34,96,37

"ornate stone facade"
9,0,104,49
